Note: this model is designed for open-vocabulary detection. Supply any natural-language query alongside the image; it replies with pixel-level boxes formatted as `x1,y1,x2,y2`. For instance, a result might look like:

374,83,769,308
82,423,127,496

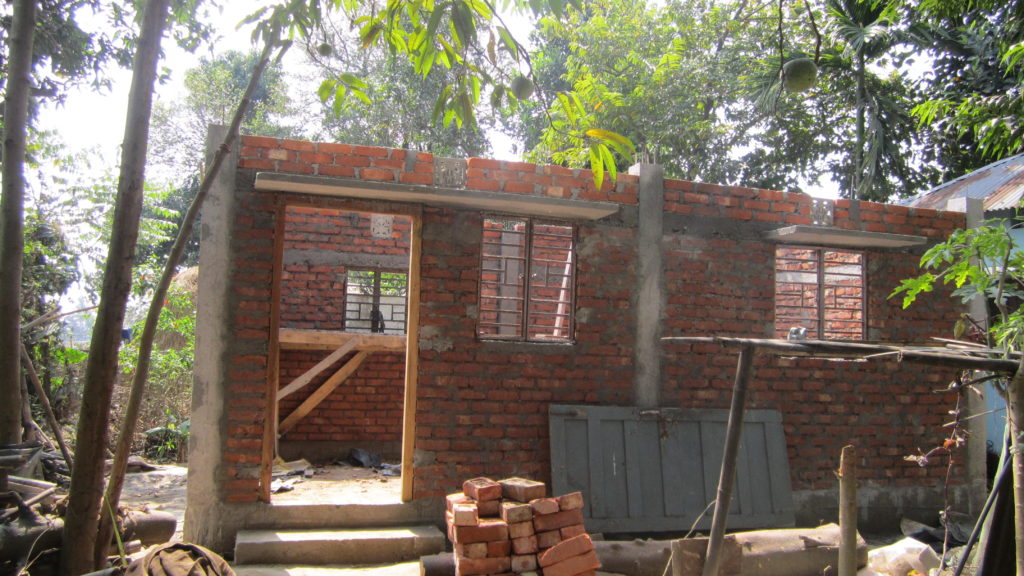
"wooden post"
702,344,755,576
839,445,857,576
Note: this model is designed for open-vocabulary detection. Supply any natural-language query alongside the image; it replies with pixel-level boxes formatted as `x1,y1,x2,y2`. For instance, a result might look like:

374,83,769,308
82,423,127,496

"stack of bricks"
445,477,600,576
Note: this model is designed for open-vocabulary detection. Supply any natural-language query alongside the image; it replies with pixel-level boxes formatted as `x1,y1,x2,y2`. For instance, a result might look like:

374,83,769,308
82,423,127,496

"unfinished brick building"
185,128,983,554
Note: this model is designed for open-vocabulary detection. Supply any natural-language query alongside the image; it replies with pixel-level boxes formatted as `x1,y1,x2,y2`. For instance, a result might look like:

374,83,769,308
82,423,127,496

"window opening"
479,217,575,342
345,269,408,334
774,246,865,340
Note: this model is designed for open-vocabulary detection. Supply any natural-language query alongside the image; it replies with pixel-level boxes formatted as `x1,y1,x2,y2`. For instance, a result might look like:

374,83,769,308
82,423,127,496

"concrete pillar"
962,196,990,515
184,125,237,548
630,163,665,409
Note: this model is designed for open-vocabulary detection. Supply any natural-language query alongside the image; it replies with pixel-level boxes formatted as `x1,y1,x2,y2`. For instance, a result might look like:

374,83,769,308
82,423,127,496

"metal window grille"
478,217,575,342
774,246,865,340
344,269,408,334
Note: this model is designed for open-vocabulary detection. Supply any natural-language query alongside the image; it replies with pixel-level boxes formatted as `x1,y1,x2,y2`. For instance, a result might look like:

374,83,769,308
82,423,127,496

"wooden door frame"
260,197,422,503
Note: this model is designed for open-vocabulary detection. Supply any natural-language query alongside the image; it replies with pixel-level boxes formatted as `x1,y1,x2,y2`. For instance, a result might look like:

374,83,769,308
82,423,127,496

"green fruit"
511,76,535,100
317,43,333,57
782,58,818,93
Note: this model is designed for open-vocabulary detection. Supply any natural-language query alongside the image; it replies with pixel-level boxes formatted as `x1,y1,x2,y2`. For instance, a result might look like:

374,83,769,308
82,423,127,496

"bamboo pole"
839,445,857,576
701,344,755,576
19,343,73,471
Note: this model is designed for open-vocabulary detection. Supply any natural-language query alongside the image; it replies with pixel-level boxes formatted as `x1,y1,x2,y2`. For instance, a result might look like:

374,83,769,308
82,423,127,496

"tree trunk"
1007,365,1024,576
0,0,36,446
59,0,171,573
92,29,283,566
852,48,865,200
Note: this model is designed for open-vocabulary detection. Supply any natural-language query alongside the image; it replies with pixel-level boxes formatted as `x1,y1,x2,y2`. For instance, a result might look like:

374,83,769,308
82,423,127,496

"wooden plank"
278,329,406,351
624,418,644,519
262,199,287,503
278,351,369,436
702,344,755,576
276,338,358,401
550,404,793,534
401,212,422,502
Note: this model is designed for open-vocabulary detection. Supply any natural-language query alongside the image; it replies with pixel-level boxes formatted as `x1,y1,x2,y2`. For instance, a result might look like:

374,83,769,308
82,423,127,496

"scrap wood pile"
446,477,599,576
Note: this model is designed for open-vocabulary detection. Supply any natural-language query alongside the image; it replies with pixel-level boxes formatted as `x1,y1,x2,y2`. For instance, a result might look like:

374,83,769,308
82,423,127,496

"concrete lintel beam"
255,172,619,221
764,225,928,249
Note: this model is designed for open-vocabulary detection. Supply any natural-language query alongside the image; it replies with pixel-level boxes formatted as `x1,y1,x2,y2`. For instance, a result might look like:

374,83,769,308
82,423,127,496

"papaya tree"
893,221,1024,575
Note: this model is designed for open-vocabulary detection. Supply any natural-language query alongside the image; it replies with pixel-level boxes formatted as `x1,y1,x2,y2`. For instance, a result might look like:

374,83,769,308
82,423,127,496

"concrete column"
184,125,237,548
963,196,990,515
631,163,665,409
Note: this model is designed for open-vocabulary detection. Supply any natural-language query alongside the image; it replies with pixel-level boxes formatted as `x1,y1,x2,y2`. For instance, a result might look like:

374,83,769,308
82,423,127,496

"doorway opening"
268,203,417,504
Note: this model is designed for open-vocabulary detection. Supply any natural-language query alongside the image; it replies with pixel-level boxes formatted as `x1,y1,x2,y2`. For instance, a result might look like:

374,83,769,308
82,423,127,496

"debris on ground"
862,537,941,575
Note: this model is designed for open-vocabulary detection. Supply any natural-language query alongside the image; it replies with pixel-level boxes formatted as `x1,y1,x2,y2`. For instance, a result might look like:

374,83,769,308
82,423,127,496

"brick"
453,502,480,526
536,530,562,549
501,501,534,524
557,491,584,511
540,550,600,576
508,520,535,539
457,542,488,559
452,519,509,544
512,535,538,555
530,498,560,515
478,498,501,517
538,534,594,567
533,509,584,533
511,554,538,573
487,540,512,557
560,524,587,539
464,477,503,501
500,477,547,502
455,555,511,576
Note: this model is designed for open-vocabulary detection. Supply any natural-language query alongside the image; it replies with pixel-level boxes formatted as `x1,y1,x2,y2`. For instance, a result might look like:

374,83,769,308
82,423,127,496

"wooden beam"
278,328,406,352
702,344,755,576
401,213,423,502
278,351,369,436
261,200,287,503
276,339,358,401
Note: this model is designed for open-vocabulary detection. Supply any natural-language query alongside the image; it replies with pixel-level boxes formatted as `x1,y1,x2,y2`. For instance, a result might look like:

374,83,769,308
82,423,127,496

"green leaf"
589,143,605,191
585,128,635,158
339,73,369,91
497,26,519,61
317,79,336,103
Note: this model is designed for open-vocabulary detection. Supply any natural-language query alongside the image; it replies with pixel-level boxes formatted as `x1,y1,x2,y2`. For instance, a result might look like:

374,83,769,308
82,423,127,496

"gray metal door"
549,405,794,533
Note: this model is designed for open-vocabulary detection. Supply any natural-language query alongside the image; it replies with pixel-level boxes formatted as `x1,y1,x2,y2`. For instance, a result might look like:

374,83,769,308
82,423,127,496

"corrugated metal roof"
903,153,1024,212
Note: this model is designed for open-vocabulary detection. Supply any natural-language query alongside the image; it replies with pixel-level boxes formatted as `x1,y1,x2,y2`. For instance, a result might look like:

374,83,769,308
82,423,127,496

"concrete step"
232,562,420,576
234,525,445,566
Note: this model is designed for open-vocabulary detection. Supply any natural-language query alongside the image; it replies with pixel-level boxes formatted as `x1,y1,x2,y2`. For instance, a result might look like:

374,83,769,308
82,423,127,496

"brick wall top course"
240,135,964,238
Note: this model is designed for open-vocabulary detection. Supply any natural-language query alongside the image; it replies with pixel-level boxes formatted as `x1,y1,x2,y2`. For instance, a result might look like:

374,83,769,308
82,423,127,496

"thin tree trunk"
92,28,284,565
1007,364,1024,576
853,48,865,199
0,0,36,446
60,0,172,573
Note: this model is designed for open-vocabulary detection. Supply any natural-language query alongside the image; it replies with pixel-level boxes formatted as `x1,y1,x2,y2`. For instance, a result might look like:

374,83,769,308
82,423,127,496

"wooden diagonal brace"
277,339,359,401
278,351,369,436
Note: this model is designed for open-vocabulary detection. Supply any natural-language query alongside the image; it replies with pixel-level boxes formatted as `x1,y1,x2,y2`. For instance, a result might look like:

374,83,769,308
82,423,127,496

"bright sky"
37,2,837,198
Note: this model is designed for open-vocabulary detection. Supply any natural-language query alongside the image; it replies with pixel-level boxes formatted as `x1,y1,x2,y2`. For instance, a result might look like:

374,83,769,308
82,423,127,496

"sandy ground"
118,461,402,540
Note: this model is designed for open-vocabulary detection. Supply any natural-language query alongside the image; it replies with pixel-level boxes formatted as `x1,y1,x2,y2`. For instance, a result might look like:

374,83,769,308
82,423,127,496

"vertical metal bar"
816,249,825,339
522,219,534,339
701,344,755,576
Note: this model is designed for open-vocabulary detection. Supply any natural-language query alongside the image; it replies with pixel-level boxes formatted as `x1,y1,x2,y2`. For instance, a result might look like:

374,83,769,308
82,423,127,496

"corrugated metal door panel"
549,405,795,533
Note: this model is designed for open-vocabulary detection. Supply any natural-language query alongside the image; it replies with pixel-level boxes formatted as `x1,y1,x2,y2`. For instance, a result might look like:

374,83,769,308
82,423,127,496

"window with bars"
478,216,575,342
774,246,865,340
344,269,408,334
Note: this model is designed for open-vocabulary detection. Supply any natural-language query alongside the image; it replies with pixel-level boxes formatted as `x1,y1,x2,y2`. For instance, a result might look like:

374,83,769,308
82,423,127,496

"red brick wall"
277,205,410,452
278,351,405,449
221,135,967,507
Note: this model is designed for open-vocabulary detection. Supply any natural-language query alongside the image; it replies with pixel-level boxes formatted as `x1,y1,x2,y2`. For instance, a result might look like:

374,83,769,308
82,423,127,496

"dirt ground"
118,461,402,539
